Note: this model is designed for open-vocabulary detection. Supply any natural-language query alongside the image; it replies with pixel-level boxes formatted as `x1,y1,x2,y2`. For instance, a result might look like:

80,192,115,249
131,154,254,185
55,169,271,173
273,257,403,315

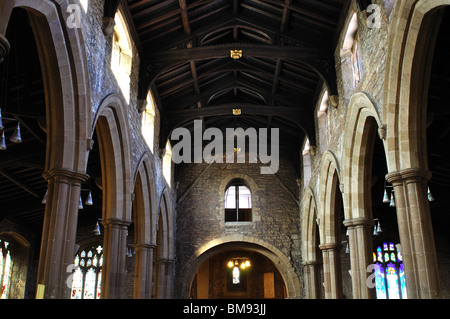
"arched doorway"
180,237,301,299
190,249,286,299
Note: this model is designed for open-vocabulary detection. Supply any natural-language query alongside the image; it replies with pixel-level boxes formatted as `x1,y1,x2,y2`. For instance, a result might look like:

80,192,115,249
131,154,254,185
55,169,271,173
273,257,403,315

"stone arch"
180,235,302,299
0,0,92,299
301,186,318,262
1,0,91,173
384,0,450,171
132,152,158,298
342,92,384,220
133,152,158,245
153,187,175,298
342,92,384,298
318,151,342,245
93,93,133,222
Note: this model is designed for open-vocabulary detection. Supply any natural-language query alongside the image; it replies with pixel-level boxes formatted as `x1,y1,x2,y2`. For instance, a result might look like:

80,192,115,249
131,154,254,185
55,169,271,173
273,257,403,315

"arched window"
163,141,172,186
80,0,89,12
302,138,312,187
111,8,133,103
71,245,103,299
142,90,156,153
0,239,12,299
340,12,362,99
373,242,407,299
225,180,252,222
317,90,330,153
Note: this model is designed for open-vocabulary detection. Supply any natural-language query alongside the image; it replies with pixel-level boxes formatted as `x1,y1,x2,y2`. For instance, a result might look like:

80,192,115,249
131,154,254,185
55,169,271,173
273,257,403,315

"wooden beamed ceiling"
126,0,349,155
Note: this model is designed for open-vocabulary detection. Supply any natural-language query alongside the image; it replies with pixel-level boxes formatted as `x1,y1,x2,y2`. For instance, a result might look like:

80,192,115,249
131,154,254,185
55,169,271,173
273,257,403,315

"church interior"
0,0,450,300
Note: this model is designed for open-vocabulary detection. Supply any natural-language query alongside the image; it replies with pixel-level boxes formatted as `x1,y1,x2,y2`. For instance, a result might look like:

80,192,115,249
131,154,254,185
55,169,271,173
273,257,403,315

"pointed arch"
383,0,450,171
154,187,175,298
318,151,342,245
0,0,92,173
342,92,384,220
301,186,319,262
93,93,133,222
133,152,158,245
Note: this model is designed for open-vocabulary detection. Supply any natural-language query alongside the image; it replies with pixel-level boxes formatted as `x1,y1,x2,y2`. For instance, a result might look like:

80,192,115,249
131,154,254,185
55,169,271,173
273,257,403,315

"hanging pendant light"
10,121,22,143
78,196,84,210
0,131,6,150
41,189,48,204
389,191,396,207
373,224,378,236
382,188,390,203
85,191,93,206
345,242,350,254
376,220,383,233
0,108,3,130
94,220,101,236
427,187,435,202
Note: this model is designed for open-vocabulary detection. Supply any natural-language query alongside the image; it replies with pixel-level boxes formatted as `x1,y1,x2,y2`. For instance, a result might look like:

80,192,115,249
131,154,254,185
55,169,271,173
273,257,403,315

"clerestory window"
225,180,252,222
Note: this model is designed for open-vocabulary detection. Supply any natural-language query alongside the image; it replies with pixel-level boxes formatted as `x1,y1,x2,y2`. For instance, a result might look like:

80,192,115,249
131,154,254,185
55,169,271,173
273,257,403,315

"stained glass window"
0,239,12,299
71,245,103,299
373,242,407,299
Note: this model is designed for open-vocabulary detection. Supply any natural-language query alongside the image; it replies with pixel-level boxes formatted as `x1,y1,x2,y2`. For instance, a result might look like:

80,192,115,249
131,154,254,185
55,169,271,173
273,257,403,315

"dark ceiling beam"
165,104,310,119
140,43,338,102
356,0,373,12
160,103,316,149
163,77,307,110
0,169,41,199
280,0,291,33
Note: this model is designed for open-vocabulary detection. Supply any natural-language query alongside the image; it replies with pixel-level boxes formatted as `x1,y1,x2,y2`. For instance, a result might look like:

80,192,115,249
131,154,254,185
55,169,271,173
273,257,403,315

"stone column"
386,168,441,299
37,169,88,299
302,260,321,299
343,217,376,299
133,243,155,299
100,218,130,299
319,243,343,299
156,259,173,299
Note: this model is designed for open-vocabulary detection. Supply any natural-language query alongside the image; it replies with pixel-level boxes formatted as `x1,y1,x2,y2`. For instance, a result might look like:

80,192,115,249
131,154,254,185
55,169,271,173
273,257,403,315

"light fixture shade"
373,225,378,236
345,242,350,254
78,196,84,210
85,191,93,206
427,187,435,202
376,221,383,233
389,192,396,207
0,131,6,150
382,189,390,203
10,121,22,143
41,189,48,204
0,108,3,130
94,221,101,236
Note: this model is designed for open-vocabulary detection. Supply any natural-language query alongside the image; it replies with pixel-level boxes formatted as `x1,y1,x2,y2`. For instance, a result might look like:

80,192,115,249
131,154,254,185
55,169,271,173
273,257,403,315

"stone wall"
174,154,302,297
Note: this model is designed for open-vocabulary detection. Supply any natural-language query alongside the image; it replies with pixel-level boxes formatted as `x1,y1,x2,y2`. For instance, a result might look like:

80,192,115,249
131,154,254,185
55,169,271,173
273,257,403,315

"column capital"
343,217,373,228
42,168,89,184
386,167,431,185
302,260,319,266
101,218,131,228
133,242,157,250
318,243,341,251
0,33,10,63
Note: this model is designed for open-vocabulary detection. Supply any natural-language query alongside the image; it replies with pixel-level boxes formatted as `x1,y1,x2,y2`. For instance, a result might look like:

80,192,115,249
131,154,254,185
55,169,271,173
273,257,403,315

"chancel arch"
180,235,302,299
